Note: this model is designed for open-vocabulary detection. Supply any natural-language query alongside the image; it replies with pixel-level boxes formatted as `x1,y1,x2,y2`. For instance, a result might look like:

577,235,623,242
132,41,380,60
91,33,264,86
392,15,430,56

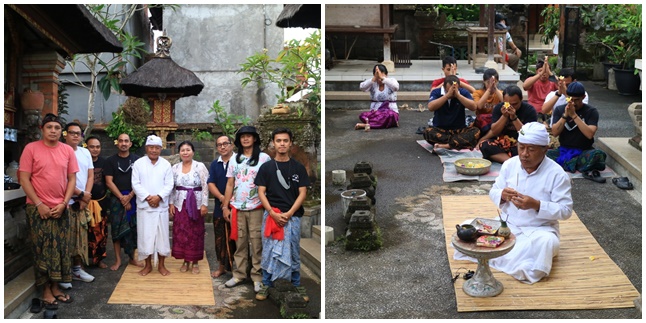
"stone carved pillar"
257,101,320,200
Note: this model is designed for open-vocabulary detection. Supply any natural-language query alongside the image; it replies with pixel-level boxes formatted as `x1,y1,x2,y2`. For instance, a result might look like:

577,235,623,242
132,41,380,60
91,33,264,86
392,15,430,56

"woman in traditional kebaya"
355,64,400,130
169,141,209,274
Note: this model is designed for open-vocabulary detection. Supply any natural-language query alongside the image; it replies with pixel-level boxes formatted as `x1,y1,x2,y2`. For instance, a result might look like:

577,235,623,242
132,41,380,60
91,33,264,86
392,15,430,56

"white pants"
137,208,171,262
454,226,559,284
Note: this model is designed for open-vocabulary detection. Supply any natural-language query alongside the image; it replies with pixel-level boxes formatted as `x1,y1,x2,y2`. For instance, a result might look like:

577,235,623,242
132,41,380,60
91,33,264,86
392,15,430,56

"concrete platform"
597,137,642,203
326,59,521,83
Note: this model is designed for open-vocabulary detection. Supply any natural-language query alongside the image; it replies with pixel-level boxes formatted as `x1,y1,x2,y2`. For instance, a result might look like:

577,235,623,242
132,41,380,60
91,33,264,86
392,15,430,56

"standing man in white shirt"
131,135,174,276
60,122,95,291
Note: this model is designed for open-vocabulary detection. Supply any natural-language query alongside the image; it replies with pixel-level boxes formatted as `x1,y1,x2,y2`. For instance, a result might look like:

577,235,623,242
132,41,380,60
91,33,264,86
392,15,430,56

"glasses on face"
216,142,230,148
67,131,82,136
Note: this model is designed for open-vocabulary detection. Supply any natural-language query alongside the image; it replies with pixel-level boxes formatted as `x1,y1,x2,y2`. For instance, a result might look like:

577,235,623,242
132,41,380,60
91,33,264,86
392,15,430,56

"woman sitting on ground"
355,64,400,130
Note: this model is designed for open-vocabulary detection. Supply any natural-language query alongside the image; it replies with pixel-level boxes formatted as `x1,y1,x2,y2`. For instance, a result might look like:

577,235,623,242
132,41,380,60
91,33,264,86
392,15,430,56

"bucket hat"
234,125,260,147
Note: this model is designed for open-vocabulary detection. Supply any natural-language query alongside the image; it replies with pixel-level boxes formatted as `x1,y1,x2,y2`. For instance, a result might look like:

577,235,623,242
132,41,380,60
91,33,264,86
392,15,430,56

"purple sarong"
175,186,202,221
358,101,399,129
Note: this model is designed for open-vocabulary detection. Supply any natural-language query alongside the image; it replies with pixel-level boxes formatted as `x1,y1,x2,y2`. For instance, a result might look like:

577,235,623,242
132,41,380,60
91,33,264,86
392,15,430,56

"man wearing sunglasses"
548,82,606,178
254,128,310,302
104,134,144,271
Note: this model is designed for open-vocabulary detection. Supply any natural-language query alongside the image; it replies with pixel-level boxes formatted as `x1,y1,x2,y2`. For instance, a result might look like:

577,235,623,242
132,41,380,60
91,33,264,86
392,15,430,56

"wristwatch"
555,92,561,97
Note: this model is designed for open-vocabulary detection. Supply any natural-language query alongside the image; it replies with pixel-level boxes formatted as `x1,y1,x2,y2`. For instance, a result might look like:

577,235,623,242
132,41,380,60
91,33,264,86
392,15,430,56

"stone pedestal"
608,68,617,91
4,189,30,284
257,100,320,200
628,103,642,150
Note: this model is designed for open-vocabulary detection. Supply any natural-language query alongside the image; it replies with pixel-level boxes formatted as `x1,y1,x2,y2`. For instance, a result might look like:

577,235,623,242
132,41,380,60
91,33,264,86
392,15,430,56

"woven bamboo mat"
442,195,639,312
108,251,215,306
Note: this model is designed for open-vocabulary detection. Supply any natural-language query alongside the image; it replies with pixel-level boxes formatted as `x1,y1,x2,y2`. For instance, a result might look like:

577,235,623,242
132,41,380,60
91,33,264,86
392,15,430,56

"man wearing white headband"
455,122,573,284
131,135,174,276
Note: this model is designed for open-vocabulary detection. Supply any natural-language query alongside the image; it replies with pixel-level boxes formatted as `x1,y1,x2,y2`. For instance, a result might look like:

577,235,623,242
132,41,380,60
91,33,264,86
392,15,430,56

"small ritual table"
466,27,508,70
451,233,516,297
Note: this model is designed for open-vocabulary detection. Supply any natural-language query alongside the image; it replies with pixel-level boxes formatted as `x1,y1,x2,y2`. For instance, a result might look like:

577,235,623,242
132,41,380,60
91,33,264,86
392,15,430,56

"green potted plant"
597,4,641,95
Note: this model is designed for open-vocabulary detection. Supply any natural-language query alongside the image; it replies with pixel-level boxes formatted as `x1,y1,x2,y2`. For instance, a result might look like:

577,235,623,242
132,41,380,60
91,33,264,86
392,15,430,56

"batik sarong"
107,193,137,259
213,217,236,271
546,147,606,173
68,203,90,266
358,101,399,129
25,204,72,286
171,200,205,262
260,210,301,282
88,196,109,266
423,126,481,150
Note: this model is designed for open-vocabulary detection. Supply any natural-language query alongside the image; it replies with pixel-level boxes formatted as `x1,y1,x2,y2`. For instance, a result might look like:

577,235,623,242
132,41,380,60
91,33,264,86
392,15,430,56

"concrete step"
300,238,321,279
4,267,36,319
312,225,321,242
326,91,429,101
596,137,642,202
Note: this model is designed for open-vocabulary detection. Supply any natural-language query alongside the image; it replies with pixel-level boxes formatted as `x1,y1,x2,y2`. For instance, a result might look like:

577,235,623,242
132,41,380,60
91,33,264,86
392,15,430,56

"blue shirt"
207,153,235,218
429,87,474,130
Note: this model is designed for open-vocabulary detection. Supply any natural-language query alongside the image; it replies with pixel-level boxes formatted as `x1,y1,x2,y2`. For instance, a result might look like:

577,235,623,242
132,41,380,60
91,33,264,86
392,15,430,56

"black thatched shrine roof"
276,4,321,29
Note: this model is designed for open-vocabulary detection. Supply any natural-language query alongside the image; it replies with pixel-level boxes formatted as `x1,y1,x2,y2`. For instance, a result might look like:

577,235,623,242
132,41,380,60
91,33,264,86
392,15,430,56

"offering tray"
470,218,500,236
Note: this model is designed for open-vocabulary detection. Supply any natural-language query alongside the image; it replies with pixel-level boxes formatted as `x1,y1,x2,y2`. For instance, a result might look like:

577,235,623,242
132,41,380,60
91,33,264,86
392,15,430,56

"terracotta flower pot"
20,89,44,110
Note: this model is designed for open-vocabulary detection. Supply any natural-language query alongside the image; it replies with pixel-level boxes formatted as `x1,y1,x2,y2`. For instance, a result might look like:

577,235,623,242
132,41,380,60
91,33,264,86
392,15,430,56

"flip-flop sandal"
180,261,189,273
54,293,73,304
612,177,634,190
30,298,43,313
192,264,200,275
583,170,606,183
42,299,58,310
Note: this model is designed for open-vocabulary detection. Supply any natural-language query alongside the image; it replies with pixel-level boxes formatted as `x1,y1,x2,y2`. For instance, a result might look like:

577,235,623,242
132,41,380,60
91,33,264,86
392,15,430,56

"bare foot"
129,259,145,267
354,123,363,130
138,265,152,276
109,260,121,271
98,261,108,269
211,269,225,278
158,265,171,276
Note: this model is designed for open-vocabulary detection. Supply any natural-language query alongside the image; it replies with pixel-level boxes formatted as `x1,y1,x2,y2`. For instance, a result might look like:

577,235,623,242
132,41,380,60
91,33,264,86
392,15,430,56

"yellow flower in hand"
62,131,67,137
452,81,457,85
565,96,572,103
82,142,87,148
114,140,119,145
558,76,564,81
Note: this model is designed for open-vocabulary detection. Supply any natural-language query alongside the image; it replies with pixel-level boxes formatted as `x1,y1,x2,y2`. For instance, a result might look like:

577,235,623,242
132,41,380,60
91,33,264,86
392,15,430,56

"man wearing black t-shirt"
104,133,143,271
254,128,310,302
86,136,109,269
547,82,606,174
479,85,538,163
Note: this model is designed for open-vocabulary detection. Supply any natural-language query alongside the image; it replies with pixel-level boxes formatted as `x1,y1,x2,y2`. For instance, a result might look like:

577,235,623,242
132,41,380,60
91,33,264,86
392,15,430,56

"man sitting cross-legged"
423,75,480,150
455,122,573,284
547,81,606,176
478,85,537,163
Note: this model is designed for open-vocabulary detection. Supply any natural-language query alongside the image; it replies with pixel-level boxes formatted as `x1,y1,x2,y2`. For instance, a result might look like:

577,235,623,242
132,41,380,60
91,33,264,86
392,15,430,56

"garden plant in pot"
597,5,642,95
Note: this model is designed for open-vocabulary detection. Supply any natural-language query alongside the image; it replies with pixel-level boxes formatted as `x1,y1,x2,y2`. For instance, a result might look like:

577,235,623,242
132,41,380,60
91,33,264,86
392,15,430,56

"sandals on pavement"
180,261,189,273
42,299,58,310
612,177,634,190
30,298,43,313
54,293,73,304
582,170,606,183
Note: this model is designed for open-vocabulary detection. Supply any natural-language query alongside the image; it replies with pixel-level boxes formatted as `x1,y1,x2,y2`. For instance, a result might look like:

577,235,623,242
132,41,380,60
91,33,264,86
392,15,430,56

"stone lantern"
120,31,204,149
